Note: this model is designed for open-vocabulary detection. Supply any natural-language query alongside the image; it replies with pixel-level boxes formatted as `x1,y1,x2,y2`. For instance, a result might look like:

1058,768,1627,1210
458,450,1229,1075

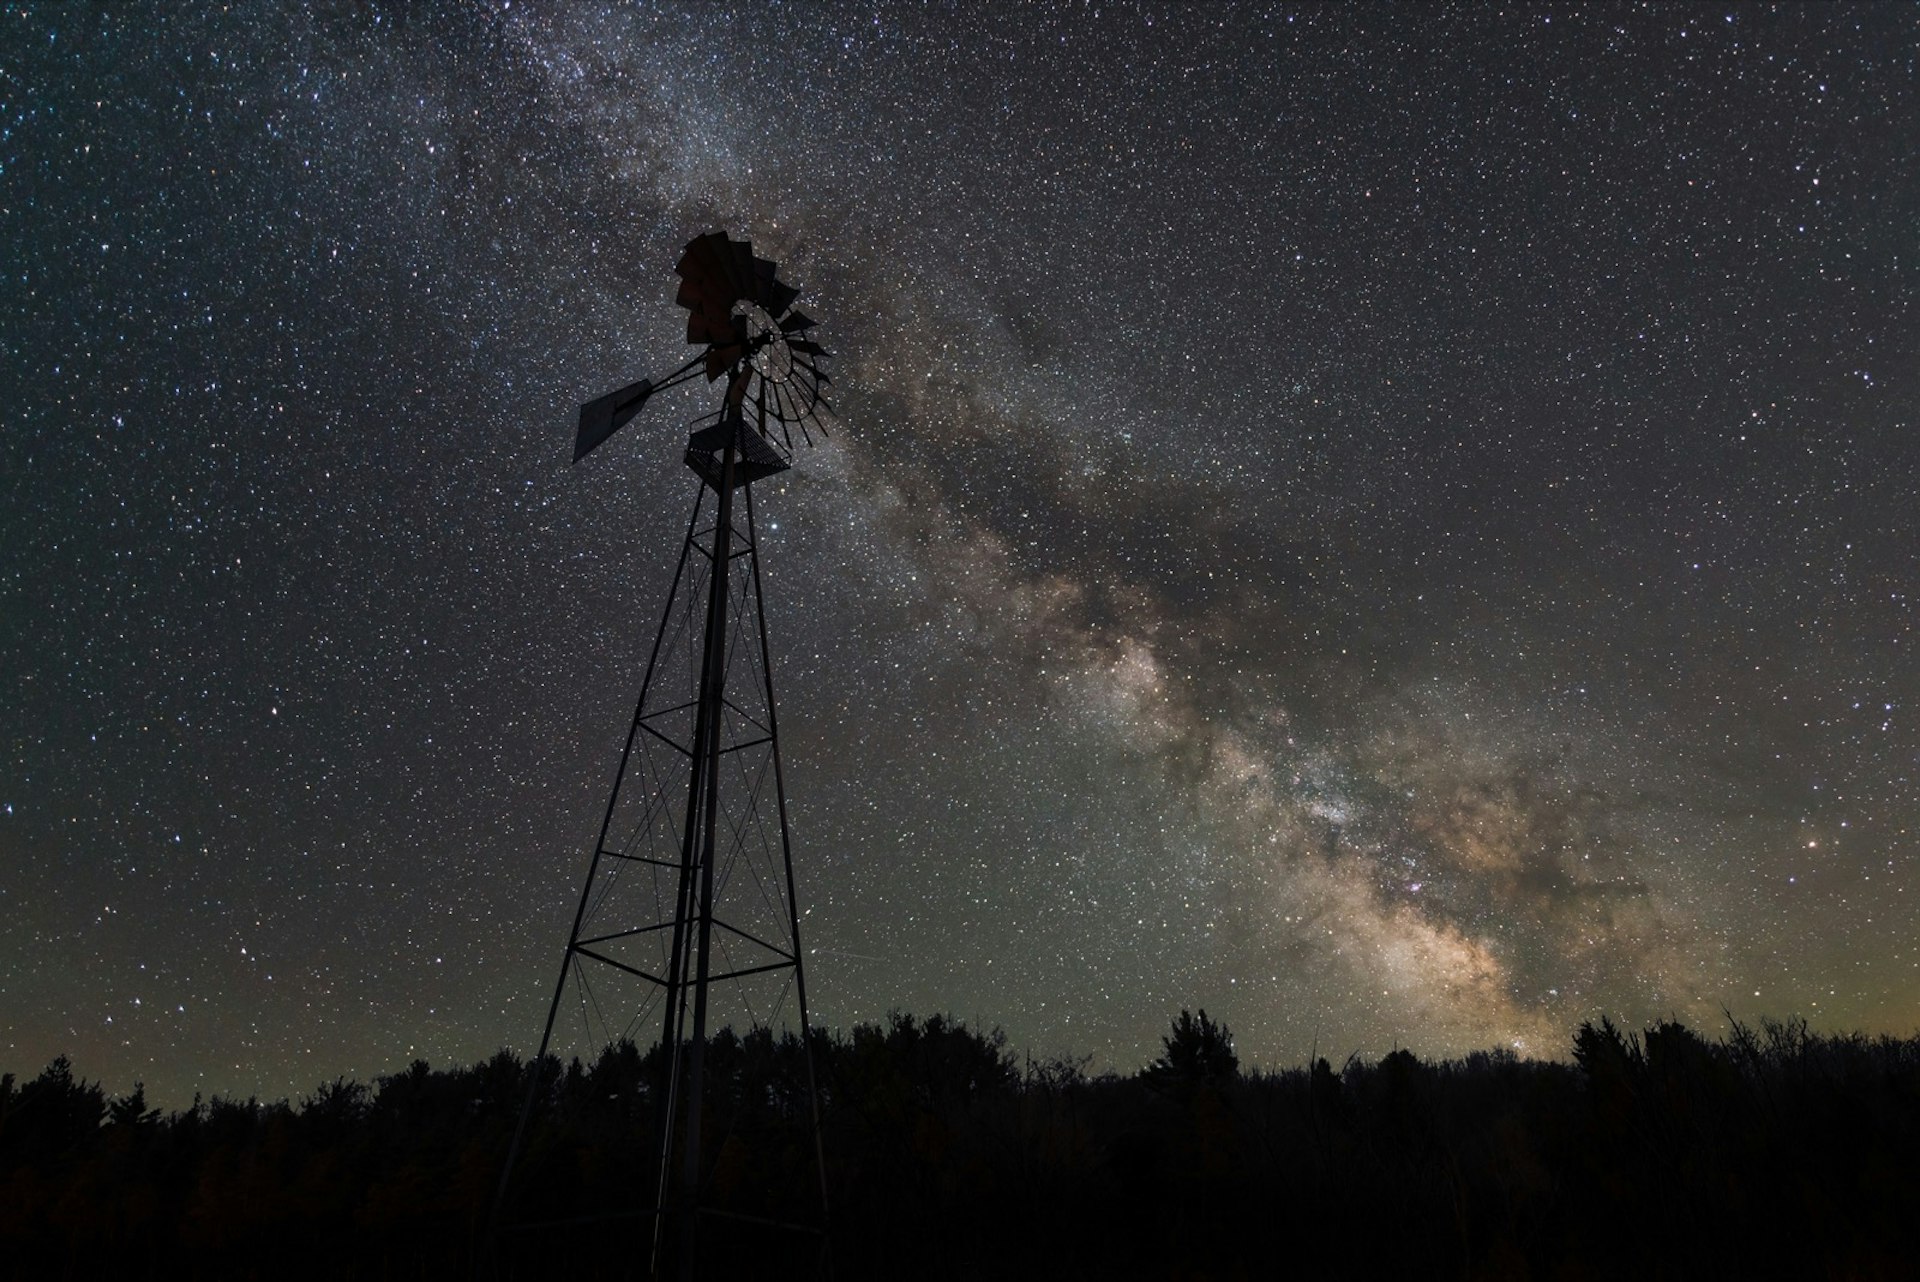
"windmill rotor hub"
733,300,793,381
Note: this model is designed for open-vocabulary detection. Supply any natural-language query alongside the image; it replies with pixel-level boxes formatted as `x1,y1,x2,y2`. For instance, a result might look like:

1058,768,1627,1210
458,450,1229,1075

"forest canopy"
3,1011,1917,1279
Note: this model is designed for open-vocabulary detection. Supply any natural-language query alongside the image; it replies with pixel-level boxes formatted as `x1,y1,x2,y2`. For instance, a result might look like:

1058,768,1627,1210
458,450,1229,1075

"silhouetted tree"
1143,1008,1238,1089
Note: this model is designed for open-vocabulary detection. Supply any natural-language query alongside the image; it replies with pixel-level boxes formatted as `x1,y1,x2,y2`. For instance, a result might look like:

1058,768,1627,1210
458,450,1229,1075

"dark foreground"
3,1012,1917,1280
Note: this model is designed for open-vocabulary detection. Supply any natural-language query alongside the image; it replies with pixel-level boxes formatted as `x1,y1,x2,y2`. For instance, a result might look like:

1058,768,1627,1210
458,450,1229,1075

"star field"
2,2,1916,1106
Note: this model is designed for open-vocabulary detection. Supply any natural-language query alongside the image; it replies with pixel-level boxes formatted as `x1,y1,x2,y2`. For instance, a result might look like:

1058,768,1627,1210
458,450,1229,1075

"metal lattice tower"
490,232,833,1280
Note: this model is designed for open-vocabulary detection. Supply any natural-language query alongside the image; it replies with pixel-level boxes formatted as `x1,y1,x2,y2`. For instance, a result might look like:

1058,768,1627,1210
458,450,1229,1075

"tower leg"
745,482,833,1256
490,484,707,1245
663,432,737,1278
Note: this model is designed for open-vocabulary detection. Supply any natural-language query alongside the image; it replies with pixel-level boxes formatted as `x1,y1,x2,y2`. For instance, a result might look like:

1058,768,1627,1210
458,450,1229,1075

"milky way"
3,3,1916,1105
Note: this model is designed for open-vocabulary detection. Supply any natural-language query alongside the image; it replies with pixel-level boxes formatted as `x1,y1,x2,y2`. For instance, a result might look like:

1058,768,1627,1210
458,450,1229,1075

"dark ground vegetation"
4,1011,1918,1280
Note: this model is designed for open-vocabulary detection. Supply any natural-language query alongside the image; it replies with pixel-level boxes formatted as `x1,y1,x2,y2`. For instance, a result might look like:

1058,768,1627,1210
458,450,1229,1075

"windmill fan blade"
752,256,780,302
728,240,756,296
678,299,730,346
675,271,718,308
778,311,814,333
677,233,747,344
754,378,789,450
703,312,749,379
575,377,653,462
676,238,725,303
762,278,800,318
674,278,705,334
679,231,730,283
753,256,802,320
682,304,730,346
787,339,826,356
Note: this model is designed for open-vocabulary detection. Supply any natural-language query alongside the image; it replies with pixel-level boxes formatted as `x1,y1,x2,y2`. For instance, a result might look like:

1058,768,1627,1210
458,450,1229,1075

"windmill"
491,232,833,1279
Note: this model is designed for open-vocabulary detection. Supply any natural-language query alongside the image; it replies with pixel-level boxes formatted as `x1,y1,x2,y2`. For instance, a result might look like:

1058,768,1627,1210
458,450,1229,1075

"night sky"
4,3,1916,1108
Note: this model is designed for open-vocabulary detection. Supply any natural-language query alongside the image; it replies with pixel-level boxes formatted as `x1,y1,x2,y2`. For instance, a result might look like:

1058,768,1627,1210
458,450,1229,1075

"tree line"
3,1010,1918,1279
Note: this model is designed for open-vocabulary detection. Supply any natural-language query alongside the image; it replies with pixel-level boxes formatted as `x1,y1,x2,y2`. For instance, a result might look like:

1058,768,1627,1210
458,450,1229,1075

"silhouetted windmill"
491,232,832,1280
